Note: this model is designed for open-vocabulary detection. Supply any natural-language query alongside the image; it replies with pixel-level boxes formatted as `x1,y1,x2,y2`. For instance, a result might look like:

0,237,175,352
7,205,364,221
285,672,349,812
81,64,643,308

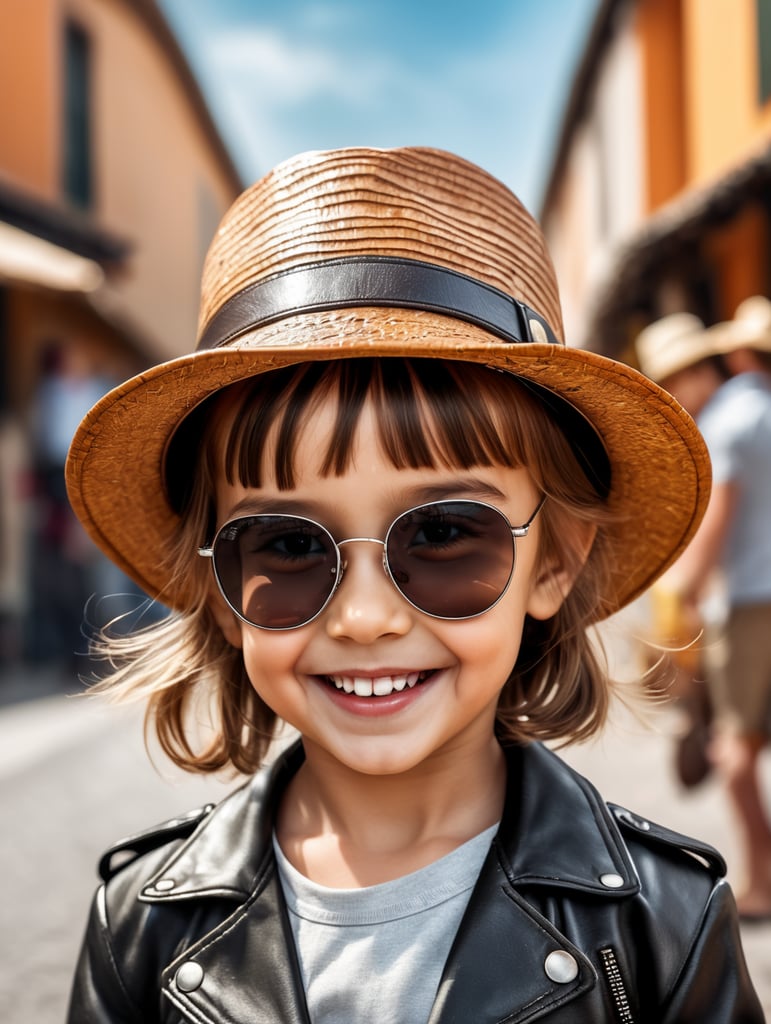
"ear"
207,583,244,649
526,522,597,621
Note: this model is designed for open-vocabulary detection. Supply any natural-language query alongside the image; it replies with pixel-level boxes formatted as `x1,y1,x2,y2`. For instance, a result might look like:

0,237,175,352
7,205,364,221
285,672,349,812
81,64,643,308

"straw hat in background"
634,312,714,385
65,146,711,618
706,295,771,355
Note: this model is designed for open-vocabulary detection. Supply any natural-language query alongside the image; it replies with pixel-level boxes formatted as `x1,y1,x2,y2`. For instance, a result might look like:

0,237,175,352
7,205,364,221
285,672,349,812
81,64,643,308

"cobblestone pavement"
1,652,769,1021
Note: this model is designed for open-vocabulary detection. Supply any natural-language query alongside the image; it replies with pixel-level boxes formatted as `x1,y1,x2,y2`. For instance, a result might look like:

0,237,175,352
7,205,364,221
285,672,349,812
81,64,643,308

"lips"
325,670,433,697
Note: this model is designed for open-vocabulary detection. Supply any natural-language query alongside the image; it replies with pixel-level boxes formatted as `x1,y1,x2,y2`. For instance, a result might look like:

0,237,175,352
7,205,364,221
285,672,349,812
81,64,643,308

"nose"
324,538,413,642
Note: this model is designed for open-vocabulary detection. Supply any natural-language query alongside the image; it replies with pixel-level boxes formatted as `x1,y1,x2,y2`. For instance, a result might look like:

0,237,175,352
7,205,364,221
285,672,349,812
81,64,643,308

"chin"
329,738,437,778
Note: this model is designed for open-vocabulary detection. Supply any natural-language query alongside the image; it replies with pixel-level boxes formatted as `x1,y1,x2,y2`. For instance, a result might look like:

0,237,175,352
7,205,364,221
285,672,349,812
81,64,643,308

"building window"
757,0,771,103
62,21,93,208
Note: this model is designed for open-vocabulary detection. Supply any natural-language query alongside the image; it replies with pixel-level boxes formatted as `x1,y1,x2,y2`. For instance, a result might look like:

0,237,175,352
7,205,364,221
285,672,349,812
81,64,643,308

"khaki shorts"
708,602,771,738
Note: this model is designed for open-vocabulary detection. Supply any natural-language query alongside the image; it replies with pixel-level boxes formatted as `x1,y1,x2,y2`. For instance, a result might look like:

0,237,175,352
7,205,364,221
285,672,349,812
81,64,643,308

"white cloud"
207,26,390,106
297,1,369,34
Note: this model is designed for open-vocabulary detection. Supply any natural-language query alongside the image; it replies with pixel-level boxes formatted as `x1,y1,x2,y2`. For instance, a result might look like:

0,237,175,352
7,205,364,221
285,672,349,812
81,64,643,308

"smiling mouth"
324,670,436,697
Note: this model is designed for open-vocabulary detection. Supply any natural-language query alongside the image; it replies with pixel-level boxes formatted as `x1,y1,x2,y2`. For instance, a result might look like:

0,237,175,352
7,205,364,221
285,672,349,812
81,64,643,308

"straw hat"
634,312,714,383
66,146,710,618
706,294,771,355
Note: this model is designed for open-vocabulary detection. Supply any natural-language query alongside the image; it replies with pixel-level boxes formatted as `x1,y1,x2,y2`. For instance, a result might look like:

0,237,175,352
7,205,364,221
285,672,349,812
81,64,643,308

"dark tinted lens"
385,501,515,618
212,515,338,628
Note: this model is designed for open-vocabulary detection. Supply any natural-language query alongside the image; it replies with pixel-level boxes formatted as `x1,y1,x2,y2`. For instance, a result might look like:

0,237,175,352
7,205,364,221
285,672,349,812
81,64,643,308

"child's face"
209,392,573,779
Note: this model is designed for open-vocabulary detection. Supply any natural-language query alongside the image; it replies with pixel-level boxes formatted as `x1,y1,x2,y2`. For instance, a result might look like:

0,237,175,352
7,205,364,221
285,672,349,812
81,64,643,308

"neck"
276,735,506,887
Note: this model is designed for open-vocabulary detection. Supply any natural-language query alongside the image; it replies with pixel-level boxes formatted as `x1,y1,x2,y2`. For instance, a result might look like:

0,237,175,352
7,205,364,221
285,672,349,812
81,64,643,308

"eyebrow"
223,476,509,522
224,496,322,519
400,477,509,504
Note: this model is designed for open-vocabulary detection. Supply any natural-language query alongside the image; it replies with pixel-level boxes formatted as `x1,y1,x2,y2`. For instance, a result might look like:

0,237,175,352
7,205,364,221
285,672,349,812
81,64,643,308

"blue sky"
159,0,599,213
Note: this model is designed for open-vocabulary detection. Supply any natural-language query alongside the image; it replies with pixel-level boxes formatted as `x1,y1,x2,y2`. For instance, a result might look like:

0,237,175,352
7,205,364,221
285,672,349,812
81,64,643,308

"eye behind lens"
385,500,516,619
212,514,340,629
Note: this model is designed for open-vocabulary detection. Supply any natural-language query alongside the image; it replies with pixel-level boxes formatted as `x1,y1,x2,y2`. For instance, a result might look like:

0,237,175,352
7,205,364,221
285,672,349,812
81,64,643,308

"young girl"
66,147,762,1022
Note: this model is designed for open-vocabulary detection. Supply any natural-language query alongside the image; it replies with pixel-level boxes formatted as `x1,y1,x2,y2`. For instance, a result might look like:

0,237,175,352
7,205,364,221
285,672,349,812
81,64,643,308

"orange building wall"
638,0,771,211
0,0,61,197
682,0,761,184
637,0,687,210
64,0,239,357
1,0,240,362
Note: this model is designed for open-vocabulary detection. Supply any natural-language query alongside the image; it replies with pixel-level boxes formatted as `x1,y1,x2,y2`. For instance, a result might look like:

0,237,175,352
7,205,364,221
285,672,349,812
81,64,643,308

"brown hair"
89,358,615,775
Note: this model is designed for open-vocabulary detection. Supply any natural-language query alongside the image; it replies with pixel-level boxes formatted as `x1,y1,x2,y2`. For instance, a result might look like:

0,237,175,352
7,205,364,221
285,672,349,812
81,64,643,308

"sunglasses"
199,497,546,630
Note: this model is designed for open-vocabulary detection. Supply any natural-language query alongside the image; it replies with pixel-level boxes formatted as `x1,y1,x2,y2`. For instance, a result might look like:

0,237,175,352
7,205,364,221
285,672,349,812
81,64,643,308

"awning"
0,220,104,293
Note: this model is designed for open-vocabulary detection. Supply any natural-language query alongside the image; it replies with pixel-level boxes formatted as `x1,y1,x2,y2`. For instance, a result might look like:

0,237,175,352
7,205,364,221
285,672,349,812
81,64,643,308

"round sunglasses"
199,497,546,630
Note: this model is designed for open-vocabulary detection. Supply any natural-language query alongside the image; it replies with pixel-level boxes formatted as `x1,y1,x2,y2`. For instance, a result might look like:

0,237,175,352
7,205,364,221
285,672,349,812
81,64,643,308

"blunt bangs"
219,358,570,493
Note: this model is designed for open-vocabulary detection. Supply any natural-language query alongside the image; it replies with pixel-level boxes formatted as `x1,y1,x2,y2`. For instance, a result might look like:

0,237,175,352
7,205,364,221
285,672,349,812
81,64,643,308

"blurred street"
0,668,233,1023
0,621,769,1024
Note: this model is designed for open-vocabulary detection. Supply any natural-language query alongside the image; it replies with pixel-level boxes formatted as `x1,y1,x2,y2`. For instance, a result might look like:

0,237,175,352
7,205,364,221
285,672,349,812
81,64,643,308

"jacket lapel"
143,742,312,1023
161,866,312,1024
429,852,595,1023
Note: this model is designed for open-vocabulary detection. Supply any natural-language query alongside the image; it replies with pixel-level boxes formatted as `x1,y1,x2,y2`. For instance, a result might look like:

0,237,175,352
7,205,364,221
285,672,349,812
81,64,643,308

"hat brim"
705,320,771,355
66,307,711,619
643,344,717,384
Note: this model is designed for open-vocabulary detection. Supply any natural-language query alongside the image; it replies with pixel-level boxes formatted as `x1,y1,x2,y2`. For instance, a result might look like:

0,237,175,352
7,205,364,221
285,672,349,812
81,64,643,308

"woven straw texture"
198,147,563,340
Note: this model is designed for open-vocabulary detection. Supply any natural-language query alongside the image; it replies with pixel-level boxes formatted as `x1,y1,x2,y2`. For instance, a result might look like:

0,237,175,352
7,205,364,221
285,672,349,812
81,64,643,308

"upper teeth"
329,673,422,696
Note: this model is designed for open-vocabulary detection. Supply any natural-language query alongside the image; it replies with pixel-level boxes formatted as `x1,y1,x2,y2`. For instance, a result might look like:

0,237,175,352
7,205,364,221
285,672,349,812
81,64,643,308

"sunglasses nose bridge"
336,535,386,559
335,536,388,581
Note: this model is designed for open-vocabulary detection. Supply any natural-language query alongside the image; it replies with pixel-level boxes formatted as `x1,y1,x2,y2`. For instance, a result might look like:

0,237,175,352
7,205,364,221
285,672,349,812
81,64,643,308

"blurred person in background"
0,411,29,666
661,298,771,921
635,313,729,789
26,340,112,672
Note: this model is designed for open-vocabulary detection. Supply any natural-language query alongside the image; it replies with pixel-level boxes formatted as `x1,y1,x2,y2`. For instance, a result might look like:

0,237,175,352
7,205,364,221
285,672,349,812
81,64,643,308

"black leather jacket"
68,740,763,1022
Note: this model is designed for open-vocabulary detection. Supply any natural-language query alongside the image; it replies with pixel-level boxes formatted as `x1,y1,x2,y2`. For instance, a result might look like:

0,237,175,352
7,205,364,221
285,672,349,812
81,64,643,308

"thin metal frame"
198,496,546,630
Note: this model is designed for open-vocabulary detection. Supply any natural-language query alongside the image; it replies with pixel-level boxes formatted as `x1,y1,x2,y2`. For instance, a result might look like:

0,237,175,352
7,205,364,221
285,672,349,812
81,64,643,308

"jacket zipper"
599,946,635,1023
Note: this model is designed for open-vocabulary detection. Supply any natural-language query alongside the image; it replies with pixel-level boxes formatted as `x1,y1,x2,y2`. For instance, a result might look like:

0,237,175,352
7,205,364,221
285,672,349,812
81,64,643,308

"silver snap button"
544,949,579,984
529,318,549,344
154,878,176,892
176,961,204,993
600,872,625,888
620,809,651,830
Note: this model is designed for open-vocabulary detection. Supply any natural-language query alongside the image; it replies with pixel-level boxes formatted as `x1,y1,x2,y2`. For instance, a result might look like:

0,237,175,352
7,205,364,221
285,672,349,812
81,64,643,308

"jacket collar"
141,738,637,904
499,740,638,894
140,737,303,902
144,739,639,1023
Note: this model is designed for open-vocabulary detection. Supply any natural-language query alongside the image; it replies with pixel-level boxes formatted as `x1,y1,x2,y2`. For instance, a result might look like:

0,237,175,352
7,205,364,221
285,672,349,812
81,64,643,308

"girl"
66,147,761,1022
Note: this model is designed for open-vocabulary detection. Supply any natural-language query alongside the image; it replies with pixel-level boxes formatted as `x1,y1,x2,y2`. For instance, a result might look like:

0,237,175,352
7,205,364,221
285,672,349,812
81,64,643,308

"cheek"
439,600,529,678
239,629,306,696
467,567,540,666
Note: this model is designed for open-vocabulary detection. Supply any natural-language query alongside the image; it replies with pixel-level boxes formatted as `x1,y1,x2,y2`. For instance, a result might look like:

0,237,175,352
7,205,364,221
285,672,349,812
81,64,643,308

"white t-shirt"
273,823,498,1024
698,372,771,604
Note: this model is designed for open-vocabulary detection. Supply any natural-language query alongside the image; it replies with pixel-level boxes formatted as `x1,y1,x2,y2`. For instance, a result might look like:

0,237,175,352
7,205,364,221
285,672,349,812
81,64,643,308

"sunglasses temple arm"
511,494,547,538
198,547,214,558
